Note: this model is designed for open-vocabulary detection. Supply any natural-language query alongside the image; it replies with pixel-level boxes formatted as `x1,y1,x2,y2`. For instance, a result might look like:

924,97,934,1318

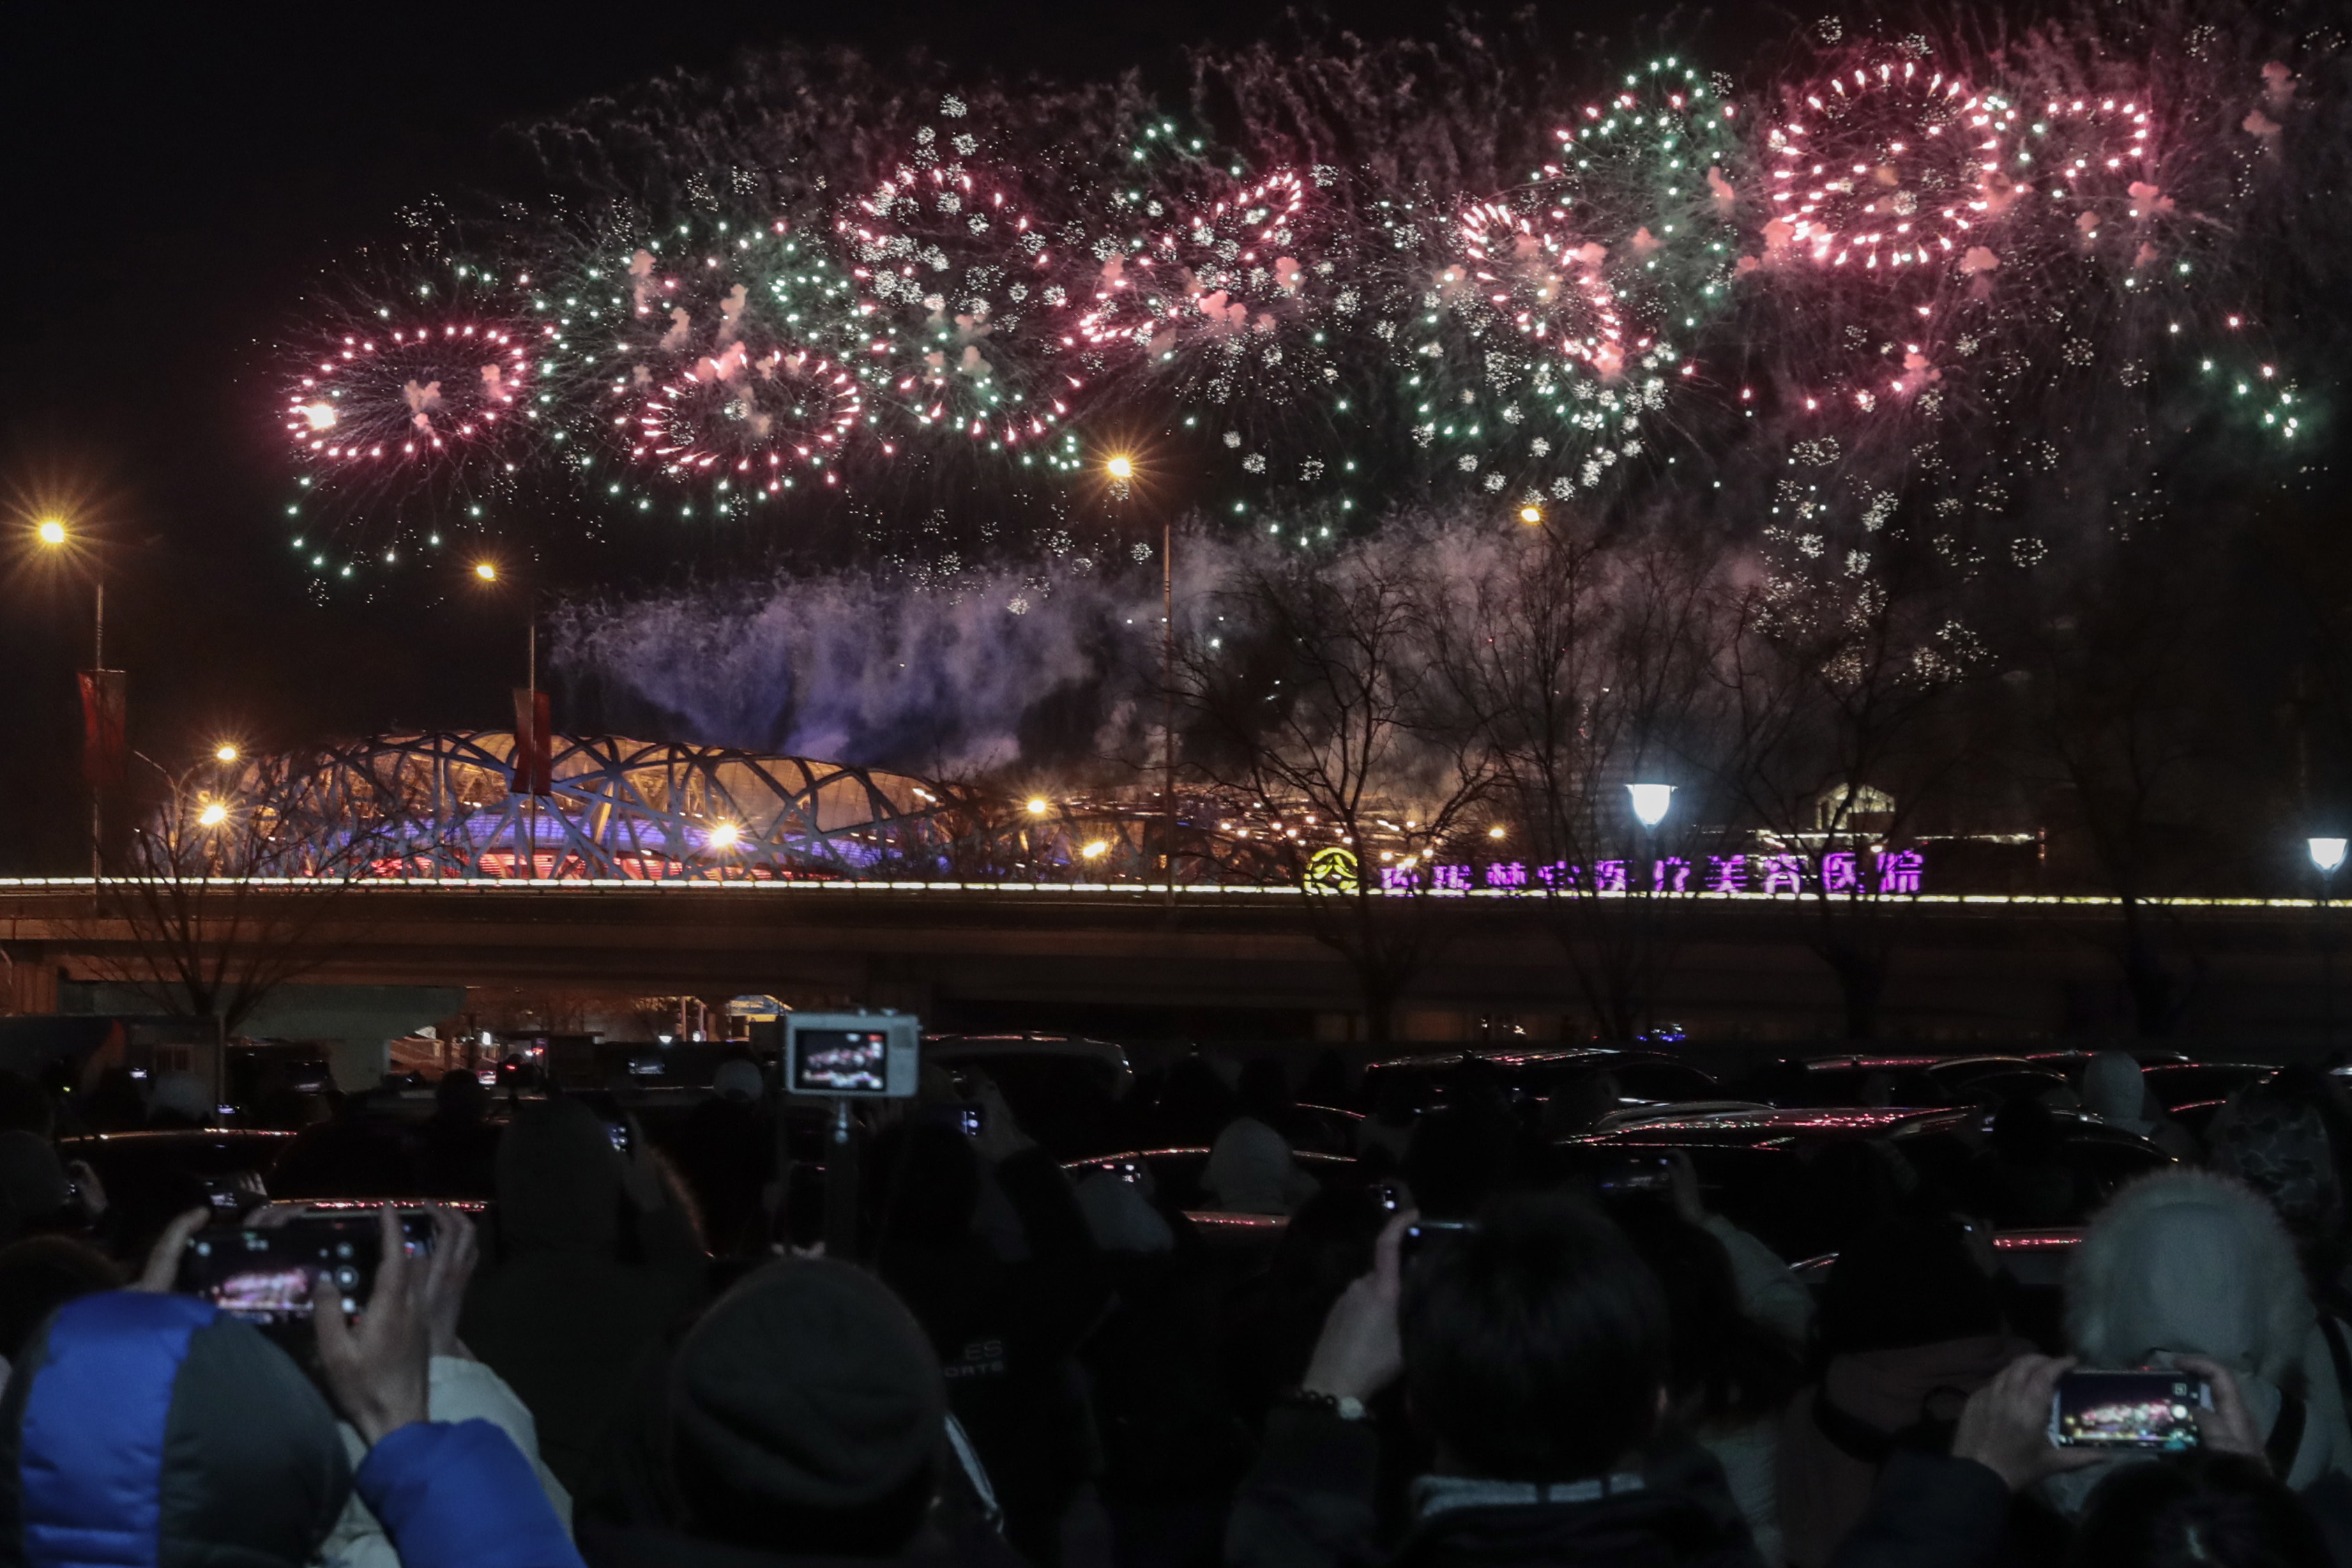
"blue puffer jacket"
0,1290,583,1568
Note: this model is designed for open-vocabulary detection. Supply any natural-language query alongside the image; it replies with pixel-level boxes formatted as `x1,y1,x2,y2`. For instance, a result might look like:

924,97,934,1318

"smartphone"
2049,1369,2210,1449
1595,1155,1676,1199
920,1102,985,1136
179,1213,432,1326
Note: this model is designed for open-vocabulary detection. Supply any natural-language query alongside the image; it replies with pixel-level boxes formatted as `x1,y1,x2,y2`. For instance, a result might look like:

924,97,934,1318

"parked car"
926,1033,1136,1157
1551,1104,2173,1265
1744,1054,2073,1110
1060,1145,1358,1242
1361,1047,1721,1113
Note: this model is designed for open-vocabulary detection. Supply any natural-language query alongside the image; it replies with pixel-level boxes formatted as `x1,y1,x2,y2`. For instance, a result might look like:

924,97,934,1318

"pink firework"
1071,169,1317,359
631,343,864,493
1454,199,1634,380
287,320,539,466
1763,59,2024,273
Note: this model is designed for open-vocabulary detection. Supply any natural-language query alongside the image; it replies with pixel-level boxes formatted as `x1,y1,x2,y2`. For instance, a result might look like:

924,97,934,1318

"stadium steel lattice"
276,731,977,880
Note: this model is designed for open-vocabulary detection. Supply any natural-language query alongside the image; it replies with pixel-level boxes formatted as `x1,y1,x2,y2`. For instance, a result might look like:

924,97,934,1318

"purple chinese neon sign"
1380,848,1925,895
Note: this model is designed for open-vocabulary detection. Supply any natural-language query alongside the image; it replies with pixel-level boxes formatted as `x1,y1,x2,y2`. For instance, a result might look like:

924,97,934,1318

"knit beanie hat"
670,1260,946,1514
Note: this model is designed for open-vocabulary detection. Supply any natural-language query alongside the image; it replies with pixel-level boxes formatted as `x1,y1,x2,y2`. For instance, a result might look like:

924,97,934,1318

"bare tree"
75,752,404,1049
2004,526,2238,1034
1427,519,1736,1040
1179,528,1496,1040
1706,564,1987,1040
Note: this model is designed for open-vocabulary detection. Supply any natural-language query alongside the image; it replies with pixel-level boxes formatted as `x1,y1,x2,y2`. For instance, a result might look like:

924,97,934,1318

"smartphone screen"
179,1215,430,1325
2049,1370,2210,1449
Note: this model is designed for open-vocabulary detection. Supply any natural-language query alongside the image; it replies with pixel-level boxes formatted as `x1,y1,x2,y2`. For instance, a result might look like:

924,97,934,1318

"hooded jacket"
1227,1406,1760,1568
0,1289,583,1568
463,1100,705,1492
2058,1167,2352,1500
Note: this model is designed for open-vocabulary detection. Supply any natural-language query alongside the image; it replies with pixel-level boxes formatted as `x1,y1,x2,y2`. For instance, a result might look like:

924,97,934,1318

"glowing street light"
707,821,740,851
196,800,229,829
1518,504,1543,526
1105,455,1135,482
1026,798,1051,816
1487,825,1508,840
1081,839,1109,860
36,518,66,548
1627,782,1676,830
213,743,239,763
473,561,499,583
2312,837,2348,875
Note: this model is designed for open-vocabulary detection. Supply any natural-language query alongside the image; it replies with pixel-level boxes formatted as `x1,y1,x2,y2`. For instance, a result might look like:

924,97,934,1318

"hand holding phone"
1952,1355,2107,1491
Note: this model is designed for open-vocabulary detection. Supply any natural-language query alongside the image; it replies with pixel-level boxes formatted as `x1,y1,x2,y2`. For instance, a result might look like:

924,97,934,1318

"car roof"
925,1034,1132,1071
1365,1046,1684,1072
1564,1106,1971,1147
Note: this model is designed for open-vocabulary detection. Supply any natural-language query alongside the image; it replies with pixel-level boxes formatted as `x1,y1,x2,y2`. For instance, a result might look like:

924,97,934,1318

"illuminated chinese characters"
1378,848,1926,895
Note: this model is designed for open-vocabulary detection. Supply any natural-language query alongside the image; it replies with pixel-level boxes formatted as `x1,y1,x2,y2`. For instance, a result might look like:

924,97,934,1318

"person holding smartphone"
0,1205,583,1568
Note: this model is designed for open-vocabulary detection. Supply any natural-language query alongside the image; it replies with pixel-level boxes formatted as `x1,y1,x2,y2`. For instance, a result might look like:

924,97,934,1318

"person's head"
432,1067,492,1125
1401,1194,1669,1482
669,1260,945,1555
1236,1058,1292,1124
1402,1104,1513,1219
0,1131,73,1239
1540,1072,1618,1139
0,1235,122,1361
1614,1205,1800,1429
712,1058,765,1106
1819,1217,2004,1355
0,1072,53,1140
0,1292,351,1566
495,1096,624,1254
2084,1051,2154,1127
149,1070,211,1129
2213,1067,2352,1261
1991,1093,2065,1161
2068,1169,2312,1387
2070,1452,2329,1568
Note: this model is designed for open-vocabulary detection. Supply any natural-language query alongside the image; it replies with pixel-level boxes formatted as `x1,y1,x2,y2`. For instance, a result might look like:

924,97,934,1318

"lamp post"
2313,835,2346,1048
473,562,543,881
1107,453,1176,903
34,517,107,878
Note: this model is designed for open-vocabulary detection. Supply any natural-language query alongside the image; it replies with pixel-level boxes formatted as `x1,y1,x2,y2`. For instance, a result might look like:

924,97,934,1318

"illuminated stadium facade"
282,731,978,880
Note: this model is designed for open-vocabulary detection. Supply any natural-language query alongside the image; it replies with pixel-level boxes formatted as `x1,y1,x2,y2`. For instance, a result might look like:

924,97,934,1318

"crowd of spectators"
0,1044,2349,1567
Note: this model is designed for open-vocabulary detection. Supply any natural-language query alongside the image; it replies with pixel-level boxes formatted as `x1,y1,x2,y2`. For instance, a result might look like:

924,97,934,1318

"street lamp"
213,743,239,763
1106,449,1176,900
1518,503,1543,526
195,800,229,829
1627,783,1676,831
471,561,544,879
2314,837,2347,1047
35,515,109,878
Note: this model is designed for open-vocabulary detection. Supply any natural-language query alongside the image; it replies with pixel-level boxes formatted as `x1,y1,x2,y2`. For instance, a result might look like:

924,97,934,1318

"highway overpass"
1,878,2346,1049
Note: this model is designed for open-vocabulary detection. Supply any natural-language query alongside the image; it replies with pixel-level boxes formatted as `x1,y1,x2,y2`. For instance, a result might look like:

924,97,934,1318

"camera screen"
2051,1371,2206,1449
180,1216,428,1324
792,1030,890,1094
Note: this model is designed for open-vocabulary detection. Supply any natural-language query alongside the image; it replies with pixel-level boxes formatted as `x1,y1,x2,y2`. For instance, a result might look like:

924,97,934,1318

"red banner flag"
512,688,552,796
78,670,126,790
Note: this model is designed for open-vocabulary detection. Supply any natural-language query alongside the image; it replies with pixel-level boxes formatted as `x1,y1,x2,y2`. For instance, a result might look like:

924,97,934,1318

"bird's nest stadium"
257,731,1194,883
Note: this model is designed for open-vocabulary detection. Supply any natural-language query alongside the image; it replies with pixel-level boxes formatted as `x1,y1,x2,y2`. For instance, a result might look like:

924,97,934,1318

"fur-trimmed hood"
2065,1168,2313,1383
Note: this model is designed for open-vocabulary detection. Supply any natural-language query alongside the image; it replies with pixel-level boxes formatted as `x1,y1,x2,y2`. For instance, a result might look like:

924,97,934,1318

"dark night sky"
0,0,1730,871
